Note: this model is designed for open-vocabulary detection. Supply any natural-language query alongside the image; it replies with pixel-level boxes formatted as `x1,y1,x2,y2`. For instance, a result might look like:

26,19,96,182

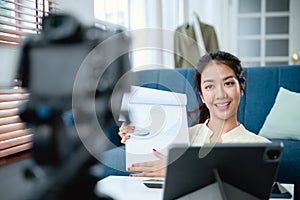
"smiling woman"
195,51,246,124
188,51,269,145
118,51,270,178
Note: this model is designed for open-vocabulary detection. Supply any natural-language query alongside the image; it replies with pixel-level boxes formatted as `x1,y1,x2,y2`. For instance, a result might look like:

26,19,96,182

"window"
235,0,291,66
0,0,57,45
94,0,128,28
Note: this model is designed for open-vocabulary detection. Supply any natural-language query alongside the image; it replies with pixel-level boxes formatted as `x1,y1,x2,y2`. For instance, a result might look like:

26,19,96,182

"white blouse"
189,120,270,145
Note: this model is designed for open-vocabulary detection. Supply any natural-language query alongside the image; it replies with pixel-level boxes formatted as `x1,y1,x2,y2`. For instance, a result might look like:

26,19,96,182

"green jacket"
174,21,219,68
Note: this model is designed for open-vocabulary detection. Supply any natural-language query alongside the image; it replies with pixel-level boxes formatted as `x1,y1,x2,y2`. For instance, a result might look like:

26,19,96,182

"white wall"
55,0,95,25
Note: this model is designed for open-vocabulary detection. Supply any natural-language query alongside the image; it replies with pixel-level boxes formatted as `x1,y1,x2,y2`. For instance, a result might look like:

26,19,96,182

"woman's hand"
118,122,135,144
127,149,166,178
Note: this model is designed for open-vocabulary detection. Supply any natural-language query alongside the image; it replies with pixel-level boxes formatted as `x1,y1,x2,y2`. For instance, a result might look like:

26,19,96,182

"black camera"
17,14,131,199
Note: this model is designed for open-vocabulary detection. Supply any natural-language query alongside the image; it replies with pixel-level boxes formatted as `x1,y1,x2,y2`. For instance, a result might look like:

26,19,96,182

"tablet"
163,142,283,200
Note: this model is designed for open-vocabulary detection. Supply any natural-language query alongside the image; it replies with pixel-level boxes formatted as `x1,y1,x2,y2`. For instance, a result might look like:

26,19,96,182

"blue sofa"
101,65,300,198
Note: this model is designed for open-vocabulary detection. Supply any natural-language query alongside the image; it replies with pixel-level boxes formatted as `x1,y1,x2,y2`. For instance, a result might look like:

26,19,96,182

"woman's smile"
214,101,231,111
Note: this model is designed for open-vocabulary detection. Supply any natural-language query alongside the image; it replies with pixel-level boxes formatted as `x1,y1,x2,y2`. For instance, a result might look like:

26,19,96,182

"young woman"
118,51,270,177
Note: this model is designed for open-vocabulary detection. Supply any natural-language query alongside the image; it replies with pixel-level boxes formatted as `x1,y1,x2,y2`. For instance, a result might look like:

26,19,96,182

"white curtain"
128,0,185,70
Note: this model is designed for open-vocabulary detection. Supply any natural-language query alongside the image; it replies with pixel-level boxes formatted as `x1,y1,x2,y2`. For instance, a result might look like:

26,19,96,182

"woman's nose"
216,85,227,99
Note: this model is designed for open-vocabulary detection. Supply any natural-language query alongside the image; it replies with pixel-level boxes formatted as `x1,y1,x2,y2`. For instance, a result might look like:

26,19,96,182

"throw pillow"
259,87,300,140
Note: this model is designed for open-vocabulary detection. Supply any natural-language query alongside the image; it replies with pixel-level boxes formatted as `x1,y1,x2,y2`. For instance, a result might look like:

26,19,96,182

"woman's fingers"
130,171,164,177
120,134,131,144
129,160,162,169
153,149,167,160
118,122,135,144
128,150,166,171
119,123,135,133
127,149,167,177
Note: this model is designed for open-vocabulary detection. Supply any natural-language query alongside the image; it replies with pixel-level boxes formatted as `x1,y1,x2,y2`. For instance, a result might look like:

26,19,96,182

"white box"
119,86,190,169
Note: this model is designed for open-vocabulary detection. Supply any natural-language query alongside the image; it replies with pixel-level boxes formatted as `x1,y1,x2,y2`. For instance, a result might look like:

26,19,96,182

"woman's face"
200,61,243,122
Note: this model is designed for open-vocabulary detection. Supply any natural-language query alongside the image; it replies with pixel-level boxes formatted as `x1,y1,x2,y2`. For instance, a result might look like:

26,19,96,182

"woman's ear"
199,92,205,103
239,83,245,96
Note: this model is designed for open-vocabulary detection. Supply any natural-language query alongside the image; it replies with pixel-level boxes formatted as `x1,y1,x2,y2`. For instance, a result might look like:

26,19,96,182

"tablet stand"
178,169,261,200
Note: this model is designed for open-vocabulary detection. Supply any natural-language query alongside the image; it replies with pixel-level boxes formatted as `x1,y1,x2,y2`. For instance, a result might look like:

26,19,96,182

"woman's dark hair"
195,50,246,123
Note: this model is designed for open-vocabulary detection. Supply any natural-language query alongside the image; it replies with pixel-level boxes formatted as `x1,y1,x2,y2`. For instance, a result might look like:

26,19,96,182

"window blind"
0,0,57,45
0,0,57,163
0,86,31,164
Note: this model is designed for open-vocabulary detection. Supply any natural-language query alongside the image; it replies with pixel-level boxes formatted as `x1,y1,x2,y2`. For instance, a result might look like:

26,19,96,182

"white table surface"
95,176,294,200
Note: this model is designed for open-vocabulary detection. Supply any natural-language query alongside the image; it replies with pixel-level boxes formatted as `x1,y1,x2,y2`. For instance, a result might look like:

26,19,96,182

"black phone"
142,179,164,189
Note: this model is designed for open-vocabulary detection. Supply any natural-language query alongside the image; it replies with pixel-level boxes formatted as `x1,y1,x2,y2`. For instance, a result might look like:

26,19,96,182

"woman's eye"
225,81,235,87
205,85,214,89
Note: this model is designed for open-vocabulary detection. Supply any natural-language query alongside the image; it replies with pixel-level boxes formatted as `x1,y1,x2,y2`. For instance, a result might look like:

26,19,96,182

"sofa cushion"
270,139,300,184
240,66,300,134
241,67,279,134
259,87,300,140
